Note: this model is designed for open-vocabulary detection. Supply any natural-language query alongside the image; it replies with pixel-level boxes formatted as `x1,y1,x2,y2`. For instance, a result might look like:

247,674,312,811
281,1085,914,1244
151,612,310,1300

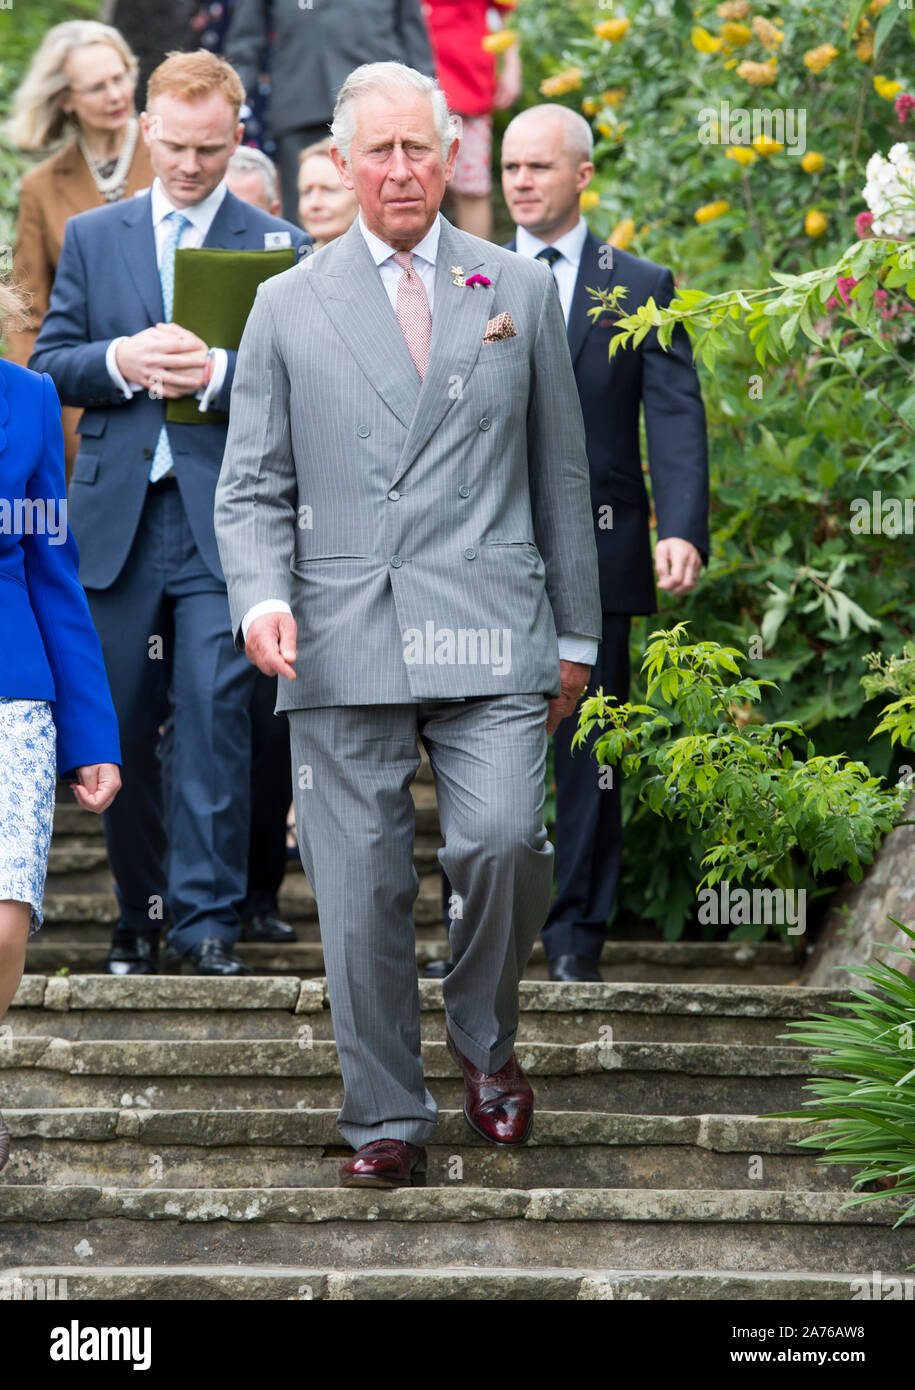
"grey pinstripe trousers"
287,694,552,1148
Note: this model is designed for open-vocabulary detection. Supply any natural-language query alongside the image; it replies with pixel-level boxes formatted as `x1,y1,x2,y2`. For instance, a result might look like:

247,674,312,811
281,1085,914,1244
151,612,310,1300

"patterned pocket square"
483,311,517,343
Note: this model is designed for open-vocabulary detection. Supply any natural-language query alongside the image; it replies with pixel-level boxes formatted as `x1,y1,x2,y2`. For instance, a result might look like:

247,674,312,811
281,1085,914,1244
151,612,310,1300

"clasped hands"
115,322,212,398
246,611,591,734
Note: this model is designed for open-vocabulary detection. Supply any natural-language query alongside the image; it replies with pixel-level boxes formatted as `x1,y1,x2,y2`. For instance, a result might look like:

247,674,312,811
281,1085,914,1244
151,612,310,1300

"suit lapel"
307,218,422,431
118,192,163,324
202,189,248,247
566,232,615,367
391,217,497,487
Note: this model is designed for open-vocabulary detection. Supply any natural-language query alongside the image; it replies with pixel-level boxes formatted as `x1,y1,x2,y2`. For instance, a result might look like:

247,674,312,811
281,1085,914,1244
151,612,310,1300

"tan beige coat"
6,135,154,476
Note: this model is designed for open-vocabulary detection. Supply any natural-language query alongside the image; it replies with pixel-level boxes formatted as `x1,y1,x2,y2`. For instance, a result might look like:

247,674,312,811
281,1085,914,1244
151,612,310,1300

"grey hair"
505,103,595,165
228,146,278,206
330,61,459,164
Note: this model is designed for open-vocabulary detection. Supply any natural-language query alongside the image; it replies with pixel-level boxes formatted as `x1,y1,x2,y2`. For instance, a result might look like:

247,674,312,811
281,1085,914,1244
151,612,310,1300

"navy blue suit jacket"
0,359,121,776
508,232,709,615
30,187,310,590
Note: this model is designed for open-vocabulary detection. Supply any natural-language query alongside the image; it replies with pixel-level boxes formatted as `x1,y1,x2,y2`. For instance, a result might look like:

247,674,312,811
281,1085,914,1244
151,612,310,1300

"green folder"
165,246,296,424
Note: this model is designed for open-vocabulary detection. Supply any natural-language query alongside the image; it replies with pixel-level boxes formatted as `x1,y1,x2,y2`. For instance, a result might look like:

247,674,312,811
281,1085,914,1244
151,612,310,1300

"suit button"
458,485,470,498
357,424,371,437
479,418,491,431
143,448,153,459
388,489,400,501
390,555,403,568
463,547,477,560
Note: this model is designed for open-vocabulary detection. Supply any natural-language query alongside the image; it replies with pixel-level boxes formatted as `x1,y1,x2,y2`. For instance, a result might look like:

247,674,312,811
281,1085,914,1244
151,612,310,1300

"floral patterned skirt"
0,699,56,935
451,113,493,197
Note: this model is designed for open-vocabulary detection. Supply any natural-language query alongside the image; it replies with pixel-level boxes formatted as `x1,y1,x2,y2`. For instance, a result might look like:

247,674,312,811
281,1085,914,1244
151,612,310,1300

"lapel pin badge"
450,265,466,286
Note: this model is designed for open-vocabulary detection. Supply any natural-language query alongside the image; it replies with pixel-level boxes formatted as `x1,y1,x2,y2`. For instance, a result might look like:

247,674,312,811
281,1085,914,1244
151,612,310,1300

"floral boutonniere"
465,274,492,289
451,265,492,288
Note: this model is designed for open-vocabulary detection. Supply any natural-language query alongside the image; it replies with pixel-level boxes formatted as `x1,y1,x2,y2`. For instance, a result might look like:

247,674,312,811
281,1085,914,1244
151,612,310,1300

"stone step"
50,767,438,840
0,1108,852,1191
0,1264,884,1300
23,940,801,984
0,1187,907,1270
0,1037,821,1113
8,976,854,1046
45,839,444,881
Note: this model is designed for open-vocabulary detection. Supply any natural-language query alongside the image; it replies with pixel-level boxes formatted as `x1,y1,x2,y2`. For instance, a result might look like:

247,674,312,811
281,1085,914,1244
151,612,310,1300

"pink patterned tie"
393,250,432,380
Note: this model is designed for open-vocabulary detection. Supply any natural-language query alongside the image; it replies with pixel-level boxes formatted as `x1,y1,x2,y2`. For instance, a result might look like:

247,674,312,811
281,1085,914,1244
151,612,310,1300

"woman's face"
297,153,359,244
61,43,136,136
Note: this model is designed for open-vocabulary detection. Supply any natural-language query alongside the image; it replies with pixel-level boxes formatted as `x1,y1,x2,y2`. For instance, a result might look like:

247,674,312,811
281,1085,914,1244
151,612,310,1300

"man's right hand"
115,324,208,398
245,611,298,680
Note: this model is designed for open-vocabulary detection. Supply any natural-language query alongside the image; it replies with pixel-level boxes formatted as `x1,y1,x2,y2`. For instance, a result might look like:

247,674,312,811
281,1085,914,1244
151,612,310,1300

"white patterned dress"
0,698,57,934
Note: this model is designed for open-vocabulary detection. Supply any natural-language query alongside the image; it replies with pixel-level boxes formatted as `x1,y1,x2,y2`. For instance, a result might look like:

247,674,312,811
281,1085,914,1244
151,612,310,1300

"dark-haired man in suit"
427,102,709,984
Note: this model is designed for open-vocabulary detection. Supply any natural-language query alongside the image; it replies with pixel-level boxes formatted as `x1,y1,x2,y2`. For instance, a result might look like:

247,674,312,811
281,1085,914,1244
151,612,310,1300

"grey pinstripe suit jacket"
214,212,602,711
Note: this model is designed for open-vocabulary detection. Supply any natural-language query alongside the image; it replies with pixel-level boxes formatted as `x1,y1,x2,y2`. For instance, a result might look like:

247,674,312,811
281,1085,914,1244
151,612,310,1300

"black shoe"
187,937,251,976
105,930,160,975
548,954,602,983
241,913,298,943
422,959,454,979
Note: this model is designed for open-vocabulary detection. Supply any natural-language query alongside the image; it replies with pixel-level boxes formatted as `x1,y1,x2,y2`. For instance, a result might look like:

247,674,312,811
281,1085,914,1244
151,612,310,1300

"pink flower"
895,92,915,123
835,274,860,308
854,211,874,238
465,274,492,288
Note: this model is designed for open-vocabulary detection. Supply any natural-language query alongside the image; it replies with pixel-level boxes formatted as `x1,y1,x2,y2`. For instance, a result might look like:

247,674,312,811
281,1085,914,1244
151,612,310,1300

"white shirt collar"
150,176,228,235
515,215,589,267
358,211,442,268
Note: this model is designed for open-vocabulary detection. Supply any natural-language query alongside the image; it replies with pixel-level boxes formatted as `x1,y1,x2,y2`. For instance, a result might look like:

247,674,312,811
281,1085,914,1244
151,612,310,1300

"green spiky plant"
772,919,915,1233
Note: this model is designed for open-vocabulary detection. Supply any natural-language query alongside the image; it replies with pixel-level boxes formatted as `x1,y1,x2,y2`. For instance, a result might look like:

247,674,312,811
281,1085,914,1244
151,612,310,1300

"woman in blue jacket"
0,282,121,1170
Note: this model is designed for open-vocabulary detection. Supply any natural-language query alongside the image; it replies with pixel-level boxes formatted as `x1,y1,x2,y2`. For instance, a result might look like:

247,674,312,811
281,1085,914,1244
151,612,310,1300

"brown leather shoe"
338,1139,427,1188
446,1029,534,1147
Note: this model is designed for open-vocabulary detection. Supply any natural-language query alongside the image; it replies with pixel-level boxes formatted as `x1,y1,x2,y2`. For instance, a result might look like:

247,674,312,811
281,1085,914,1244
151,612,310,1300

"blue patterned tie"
536,245,562,293
149,211,191,483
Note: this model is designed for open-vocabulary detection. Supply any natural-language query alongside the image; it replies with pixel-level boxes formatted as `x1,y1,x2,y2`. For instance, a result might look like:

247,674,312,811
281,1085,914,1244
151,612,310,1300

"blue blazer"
507,232,710,615
30,188,310,590
0,359,121,777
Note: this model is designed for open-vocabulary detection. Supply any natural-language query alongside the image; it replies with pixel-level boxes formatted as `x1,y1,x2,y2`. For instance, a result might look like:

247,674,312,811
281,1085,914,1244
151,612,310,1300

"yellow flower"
752,134,783,156
752,16,783,49
694,199,730,224
869,0,892,10
691,25,723,53
602,88,626,106
581,98,601,115
481,29,518,53
717,0,750,18
609,217,635,249
801,151,825,173
540,67,582,97
874,74,904,99
805,209,827,237
737,59,778,85
726,145,757,166
579,189,601,211
594,16,630,41
803,44,839,74
721,21,751,45
596,121,613,137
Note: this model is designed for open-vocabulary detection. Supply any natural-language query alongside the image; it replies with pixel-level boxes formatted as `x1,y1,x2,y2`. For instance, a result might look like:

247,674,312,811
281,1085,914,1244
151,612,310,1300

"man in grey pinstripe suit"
215,62,601,1187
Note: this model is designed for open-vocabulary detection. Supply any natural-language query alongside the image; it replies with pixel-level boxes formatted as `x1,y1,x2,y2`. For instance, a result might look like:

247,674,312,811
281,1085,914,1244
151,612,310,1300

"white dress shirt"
515,216,590,329
242,212,598,672
105,176,229,410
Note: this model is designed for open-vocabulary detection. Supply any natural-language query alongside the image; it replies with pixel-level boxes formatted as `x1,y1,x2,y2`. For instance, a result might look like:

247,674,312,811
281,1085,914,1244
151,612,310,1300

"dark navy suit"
31,187,309,954
524,231,709,961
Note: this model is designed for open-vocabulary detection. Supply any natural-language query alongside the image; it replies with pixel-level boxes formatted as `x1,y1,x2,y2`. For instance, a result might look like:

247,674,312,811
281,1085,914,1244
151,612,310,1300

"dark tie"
536,245,562,292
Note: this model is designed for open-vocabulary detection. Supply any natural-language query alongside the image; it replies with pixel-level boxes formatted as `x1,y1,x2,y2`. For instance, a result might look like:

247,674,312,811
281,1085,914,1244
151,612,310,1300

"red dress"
421,0,515,116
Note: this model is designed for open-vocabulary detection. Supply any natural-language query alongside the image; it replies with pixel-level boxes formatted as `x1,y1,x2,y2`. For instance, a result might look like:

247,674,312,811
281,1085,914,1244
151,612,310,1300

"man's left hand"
547,659,591,736
655,537,702,596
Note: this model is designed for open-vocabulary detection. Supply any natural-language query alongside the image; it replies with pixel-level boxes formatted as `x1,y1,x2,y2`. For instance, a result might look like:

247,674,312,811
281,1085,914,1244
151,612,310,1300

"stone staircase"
1,766,910,1299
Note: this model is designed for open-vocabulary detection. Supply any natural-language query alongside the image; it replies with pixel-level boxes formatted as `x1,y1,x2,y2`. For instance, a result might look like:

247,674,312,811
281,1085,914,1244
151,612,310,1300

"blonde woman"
0,281,121,1172
5,21,153,476
297,138,358,248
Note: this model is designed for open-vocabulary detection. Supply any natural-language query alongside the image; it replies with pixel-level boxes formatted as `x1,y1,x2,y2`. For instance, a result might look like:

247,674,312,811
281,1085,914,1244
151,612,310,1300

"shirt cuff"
196,348,228,412
558,632,598,667
241,599,292,643
106,337,141,398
